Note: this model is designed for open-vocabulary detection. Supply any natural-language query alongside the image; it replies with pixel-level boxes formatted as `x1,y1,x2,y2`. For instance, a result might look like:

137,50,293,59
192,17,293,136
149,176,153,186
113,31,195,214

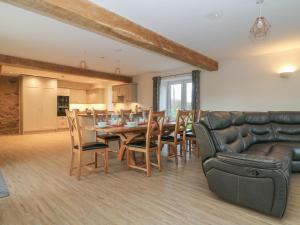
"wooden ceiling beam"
4,0,218,71
0,54,132,83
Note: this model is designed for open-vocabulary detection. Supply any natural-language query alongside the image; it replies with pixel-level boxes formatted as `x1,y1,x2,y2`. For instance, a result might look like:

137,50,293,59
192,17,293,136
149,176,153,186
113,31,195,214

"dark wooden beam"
0,54,132,83
4,0,218,71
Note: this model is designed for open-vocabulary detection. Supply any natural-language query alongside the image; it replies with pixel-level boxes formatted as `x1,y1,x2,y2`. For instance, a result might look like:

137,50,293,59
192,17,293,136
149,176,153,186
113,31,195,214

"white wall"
134,48,300,111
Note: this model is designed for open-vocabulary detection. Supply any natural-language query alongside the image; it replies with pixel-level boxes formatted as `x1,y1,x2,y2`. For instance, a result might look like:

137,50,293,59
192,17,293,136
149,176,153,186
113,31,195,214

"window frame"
166,78,192,117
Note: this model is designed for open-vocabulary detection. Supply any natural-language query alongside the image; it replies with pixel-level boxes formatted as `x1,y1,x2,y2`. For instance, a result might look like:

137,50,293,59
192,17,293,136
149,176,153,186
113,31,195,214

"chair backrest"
142,109,150,121
92,109,108,124
174,110,193,142
121,109,132,123
191,109,202,133
66,109,83,150
145,110,165,148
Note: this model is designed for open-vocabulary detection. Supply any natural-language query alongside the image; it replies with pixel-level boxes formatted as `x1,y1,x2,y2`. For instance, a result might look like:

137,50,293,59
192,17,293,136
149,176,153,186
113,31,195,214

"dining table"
86,122,176,162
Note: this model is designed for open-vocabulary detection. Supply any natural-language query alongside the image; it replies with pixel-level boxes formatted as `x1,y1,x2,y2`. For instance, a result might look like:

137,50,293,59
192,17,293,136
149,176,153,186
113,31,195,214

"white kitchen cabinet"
87,88,105,104
112,83,137,103
57,116,69,129
69,89,87,104
22,76,57,132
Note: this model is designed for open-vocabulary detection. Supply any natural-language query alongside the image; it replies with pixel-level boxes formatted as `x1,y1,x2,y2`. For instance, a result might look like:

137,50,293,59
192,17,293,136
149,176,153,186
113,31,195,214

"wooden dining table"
87,122,176,161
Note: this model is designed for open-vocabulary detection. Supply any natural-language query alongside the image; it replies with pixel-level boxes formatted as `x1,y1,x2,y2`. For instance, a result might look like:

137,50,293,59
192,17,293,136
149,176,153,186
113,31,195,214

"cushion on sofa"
270,111,300,124
202,111,232,130
212,126,244,153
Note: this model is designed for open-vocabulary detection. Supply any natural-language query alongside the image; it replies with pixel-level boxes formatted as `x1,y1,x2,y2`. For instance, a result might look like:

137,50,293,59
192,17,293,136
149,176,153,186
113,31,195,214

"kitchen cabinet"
112,83,137,103
87,88,105,104
22,76,57,132
69,89,87,104
57,116,68,129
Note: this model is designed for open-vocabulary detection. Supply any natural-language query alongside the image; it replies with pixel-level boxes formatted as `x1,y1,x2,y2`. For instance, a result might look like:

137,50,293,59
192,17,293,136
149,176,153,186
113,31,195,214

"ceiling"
1,0,300,77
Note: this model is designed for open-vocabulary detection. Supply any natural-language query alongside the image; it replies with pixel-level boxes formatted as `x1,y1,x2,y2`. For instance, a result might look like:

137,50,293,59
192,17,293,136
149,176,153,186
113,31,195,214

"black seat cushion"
185,132,196,138
161,135,182,142
75,142,109,151
127,140,157,148
97,133,120,140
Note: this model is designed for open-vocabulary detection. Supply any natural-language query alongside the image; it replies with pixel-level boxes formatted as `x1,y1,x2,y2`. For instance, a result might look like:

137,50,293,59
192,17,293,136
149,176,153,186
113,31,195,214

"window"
166,78,192,118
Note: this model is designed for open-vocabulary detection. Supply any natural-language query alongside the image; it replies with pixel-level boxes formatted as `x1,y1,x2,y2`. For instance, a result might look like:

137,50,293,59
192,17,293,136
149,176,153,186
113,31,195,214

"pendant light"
250,0,271,40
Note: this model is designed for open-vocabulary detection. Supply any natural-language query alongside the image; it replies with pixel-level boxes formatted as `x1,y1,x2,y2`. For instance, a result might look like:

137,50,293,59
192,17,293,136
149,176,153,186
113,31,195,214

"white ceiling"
1,0,300,77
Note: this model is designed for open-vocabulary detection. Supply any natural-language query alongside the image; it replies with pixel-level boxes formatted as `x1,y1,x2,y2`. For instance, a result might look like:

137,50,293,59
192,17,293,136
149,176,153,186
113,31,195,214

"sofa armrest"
216,152,283,170
203,152,289,218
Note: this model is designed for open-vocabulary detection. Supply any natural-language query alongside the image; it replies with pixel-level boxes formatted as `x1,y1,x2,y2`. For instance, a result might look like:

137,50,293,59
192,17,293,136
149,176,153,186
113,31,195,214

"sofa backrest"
270,111,300,142
200,111,300,154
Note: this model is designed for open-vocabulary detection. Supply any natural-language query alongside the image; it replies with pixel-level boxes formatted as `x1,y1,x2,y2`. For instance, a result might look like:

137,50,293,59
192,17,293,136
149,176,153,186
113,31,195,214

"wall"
0,76,20,134
134,48,300,111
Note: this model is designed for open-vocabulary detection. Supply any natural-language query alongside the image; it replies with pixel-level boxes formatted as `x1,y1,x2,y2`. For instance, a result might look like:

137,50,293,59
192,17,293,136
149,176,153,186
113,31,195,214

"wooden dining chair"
66,109,109,180
120,109,132,124
92,109,120,151
185,110,201,158
126,110,165,176
162,110,193,164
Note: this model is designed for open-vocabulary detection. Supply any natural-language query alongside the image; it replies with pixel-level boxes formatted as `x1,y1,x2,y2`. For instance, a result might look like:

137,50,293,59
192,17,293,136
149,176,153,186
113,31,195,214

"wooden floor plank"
0,132,299,225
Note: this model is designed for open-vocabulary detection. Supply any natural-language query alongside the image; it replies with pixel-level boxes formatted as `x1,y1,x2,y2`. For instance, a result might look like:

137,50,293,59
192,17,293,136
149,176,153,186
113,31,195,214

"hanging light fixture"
250,0,271,40
114,67,121,75
79,50,88,69
79,60,87,69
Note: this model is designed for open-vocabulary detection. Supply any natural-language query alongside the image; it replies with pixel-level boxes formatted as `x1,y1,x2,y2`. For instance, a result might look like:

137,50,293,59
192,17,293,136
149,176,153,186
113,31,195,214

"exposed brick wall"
0,76,20,135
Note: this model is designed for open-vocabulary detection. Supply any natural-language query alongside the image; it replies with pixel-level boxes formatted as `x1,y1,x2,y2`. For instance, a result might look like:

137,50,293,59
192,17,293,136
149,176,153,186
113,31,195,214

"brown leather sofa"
194,111,300,217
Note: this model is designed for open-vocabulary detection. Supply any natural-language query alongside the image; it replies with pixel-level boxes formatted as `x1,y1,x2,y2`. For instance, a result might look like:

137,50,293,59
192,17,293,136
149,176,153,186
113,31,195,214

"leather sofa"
194,111,300,217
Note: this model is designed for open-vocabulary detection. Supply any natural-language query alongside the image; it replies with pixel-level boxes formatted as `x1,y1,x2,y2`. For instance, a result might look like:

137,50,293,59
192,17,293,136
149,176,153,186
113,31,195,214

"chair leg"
104,149,109,173
180,143,183,156
69,151,75,176
118,139,121,149
156,147,162,172
77,153,82,181
189,140,192,153
146,150,151,177
94,152,98,168
182,141,187,163
173,145,178,165
126,148,130,169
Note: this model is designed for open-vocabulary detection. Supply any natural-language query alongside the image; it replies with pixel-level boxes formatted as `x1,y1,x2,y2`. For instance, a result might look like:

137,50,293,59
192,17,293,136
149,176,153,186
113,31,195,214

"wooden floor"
0,132,300,225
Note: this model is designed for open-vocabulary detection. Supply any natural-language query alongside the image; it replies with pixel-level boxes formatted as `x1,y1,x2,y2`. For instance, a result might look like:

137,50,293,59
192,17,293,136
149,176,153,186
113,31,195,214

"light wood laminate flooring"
0,132,300,225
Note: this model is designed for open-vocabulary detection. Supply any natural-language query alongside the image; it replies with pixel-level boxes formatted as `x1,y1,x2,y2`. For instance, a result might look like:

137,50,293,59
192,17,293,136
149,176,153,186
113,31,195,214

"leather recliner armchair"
194,111,300,217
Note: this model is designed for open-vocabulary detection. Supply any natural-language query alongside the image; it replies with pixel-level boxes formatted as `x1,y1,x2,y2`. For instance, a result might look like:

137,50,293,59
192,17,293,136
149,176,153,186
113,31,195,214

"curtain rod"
161,72,192,78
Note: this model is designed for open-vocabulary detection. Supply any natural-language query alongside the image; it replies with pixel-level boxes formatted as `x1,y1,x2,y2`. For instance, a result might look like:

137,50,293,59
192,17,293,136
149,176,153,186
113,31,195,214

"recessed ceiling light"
206,10,223,21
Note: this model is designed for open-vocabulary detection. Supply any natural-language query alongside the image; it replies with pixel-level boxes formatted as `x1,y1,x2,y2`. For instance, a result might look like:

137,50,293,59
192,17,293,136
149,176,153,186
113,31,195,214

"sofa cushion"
271,142,300,160
244,112,270,124
272,124,300,142
212,126,244,153
270,111,300,124
243,143,274,156
243,144,292,171
230,111,245,125
203,111,232,130
248,124,275,143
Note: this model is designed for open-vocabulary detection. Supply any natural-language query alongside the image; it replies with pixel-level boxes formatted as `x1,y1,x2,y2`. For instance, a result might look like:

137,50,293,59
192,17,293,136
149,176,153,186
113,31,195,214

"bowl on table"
126,121,137,127
97,122,107,128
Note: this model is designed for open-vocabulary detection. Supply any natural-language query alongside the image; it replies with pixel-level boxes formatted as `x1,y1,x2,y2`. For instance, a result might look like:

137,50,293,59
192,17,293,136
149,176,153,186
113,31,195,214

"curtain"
192,70,201,110
152,76,161,111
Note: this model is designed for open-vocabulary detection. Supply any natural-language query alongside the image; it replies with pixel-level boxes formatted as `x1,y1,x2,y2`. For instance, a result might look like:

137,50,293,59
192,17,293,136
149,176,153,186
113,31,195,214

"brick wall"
0,76,20,135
